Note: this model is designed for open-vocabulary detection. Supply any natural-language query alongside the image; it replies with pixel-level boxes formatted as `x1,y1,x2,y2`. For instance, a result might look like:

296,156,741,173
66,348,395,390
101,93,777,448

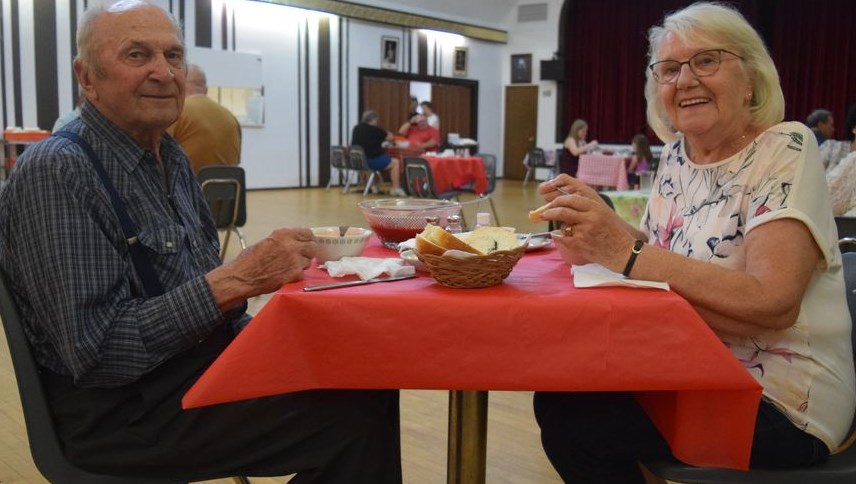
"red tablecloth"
423,155,488,195
183,241,761,470
577,154,629,190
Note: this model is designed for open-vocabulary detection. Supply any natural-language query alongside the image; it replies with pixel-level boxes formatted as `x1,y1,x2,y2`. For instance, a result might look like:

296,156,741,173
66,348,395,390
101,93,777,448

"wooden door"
432,83,473,146
503,86,538,180
361,77,410,137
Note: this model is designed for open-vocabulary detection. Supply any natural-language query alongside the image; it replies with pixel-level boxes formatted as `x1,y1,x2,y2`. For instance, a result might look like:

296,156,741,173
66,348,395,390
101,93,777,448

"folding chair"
197,165,247,259
0,269,251,484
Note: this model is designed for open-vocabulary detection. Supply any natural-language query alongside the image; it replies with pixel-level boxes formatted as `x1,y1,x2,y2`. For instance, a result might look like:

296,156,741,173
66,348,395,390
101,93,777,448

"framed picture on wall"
381,36,399,70
511,54,532,84
453,46,468,77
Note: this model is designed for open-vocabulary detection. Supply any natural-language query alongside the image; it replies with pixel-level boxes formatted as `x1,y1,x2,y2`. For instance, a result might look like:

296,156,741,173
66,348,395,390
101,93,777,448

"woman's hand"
534,175,635,270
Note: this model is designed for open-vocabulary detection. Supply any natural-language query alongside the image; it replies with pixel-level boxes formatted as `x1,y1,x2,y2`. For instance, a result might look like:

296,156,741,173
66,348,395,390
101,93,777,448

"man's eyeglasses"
648,49,744,84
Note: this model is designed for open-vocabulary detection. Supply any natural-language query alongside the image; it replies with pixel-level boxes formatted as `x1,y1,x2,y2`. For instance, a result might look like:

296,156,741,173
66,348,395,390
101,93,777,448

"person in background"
168,64,241,173
398,113,441,151
407,96,420,118
559,118,598,176
0,2,402,482
807,108,834,146
52,89,85,133
626,133,654,187
532,3,854,482
352,110,406,196
420,101,440,129
827,150,856,217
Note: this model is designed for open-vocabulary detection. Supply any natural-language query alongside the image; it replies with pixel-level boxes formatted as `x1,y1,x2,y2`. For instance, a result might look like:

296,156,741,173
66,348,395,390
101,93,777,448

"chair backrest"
197,165,246,228
403,157,438,198
330,146,348,170
841,245,856,345
837,217,856,239
527,148,548,168
0,270,164,483
348,145,369,171
476,153,497,195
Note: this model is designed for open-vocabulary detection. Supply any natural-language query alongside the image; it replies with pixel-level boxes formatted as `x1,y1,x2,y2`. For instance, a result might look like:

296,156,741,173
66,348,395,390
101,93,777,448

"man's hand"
206,228,317,310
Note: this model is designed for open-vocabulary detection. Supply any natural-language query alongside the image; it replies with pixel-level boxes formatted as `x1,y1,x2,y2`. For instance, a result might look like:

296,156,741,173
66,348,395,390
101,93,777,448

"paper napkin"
571,263,670,291
324,257,416,281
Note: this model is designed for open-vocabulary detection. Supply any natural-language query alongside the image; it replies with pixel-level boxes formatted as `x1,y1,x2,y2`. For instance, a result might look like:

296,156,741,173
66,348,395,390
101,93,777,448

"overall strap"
53,130,165,297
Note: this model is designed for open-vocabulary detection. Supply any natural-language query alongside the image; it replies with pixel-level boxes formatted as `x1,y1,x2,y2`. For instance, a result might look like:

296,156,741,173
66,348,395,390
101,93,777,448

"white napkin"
571,263,670,291
324,257,415,281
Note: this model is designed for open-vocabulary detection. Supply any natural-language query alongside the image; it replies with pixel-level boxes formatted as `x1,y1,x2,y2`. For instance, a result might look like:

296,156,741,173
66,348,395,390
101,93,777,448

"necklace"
686,125,756,164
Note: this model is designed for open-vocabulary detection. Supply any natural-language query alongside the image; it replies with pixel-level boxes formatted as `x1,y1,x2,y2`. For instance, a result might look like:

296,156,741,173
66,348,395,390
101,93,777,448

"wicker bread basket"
415,245,526,288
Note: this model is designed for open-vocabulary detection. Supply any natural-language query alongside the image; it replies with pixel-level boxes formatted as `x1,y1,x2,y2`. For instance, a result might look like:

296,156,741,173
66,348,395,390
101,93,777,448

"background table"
602,189,651,228
184,242,761,480
423,155,487,194
577,153,629,190
2,129,50,179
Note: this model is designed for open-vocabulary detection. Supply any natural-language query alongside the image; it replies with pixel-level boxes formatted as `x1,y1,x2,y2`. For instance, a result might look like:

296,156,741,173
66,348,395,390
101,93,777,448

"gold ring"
563,225,574,237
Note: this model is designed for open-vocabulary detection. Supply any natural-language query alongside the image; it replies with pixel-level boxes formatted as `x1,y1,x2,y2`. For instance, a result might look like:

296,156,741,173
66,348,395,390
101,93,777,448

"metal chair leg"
522,167,533,186
363,172,378,196
232,477,251,484
488,197,500,226
220,228,233,260
234,227,247,250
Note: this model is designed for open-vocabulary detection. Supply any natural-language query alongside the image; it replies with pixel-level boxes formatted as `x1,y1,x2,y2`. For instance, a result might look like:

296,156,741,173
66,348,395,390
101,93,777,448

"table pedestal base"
447,390,488,484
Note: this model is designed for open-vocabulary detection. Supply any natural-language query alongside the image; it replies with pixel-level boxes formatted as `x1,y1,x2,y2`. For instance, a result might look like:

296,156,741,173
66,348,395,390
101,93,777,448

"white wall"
0,0,568,187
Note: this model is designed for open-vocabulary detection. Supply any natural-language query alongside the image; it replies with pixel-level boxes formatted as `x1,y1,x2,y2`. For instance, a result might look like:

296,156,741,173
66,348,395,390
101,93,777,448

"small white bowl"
550,229,589,266
311,226,373,263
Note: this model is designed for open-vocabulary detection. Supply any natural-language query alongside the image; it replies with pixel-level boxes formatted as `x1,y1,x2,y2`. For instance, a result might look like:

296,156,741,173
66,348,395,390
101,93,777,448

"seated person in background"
532,3,855,482
805,108,851,171
398,113,441,151
168,63,242,173
559,118,598,176
807,108,834,146
0,2,402,482
352,110,406,196
827,150,856,217
420,101,440,129
626,133,654,187
825,102,856,174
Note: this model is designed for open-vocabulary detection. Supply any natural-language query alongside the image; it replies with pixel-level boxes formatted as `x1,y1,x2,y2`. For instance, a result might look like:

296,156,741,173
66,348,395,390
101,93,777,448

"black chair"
348,145,384,196
197,165,247,259
0,269,253,484
522,147,555,186
836,217,856,238
462,153,501,226
403,157,469,226
644,241,856,483
326,145,353,193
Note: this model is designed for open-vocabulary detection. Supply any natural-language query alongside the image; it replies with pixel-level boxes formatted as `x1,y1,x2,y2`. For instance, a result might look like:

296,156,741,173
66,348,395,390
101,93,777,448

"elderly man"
398,113,441,151
807,108,835,145
168,63,242,172
0,1,401,482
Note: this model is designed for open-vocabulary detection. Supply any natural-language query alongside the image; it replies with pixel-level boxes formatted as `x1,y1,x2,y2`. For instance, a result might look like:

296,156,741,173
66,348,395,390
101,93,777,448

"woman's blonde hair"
567,119,588,142
644,2,784,142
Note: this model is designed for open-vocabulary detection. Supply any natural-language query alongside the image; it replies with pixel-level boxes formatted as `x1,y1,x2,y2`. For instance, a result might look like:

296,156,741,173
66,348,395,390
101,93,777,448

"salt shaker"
445,215,463,234
425,215,440,226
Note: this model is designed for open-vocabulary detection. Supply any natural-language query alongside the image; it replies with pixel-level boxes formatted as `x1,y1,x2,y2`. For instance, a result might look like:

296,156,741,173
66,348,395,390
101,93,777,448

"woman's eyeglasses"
648,49,744,84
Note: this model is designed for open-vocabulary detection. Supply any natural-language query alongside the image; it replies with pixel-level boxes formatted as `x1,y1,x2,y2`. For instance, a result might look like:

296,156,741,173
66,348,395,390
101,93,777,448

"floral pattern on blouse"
643,124,815,428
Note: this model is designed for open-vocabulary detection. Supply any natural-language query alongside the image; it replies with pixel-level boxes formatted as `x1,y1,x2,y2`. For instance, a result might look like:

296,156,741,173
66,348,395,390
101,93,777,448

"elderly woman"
532,3,855,482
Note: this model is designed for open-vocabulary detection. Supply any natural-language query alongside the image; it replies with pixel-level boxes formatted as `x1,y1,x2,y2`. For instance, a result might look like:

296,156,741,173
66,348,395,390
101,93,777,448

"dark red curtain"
561,0,854,143
769,0,856,138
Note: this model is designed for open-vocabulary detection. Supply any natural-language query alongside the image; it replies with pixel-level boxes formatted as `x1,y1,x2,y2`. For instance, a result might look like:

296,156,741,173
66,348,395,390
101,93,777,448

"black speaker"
540,59,564,81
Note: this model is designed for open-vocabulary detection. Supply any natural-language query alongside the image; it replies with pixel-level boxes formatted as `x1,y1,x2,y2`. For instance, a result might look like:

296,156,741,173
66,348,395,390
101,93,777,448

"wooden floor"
0,178,570,483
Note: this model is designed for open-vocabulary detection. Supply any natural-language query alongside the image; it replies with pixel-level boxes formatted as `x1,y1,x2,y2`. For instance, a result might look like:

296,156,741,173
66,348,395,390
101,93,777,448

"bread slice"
416,224,482,256
458,227,520,254
528,203,550,223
